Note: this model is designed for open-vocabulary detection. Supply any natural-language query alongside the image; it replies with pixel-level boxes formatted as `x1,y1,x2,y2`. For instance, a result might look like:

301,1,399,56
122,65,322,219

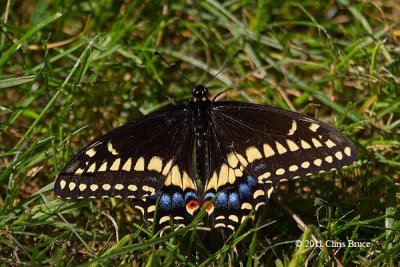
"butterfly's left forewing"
203,101,357,229
55,105,199,229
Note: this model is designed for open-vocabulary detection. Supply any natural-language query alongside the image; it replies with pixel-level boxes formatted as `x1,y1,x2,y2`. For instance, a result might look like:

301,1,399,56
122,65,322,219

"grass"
1,0,399,266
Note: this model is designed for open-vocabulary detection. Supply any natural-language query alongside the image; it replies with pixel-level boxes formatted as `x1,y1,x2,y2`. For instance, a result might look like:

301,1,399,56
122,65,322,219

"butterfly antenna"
212,88,233,102
154,52,195,87
204,50,244,86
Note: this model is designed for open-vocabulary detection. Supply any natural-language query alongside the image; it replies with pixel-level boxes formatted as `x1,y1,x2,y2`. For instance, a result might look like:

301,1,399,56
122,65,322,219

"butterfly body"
55,84,357,230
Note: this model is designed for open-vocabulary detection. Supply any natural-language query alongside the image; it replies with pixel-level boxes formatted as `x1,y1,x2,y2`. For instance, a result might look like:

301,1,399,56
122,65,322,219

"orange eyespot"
187,200,199,210
202,200,214,211
185,200,199,215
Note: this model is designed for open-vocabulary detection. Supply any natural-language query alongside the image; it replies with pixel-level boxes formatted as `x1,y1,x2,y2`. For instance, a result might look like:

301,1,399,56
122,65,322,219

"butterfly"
54,83,357,231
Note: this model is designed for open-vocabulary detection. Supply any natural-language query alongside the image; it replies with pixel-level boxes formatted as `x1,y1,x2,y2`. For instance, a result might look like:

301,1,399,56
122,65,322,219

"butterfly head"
192,84,209,102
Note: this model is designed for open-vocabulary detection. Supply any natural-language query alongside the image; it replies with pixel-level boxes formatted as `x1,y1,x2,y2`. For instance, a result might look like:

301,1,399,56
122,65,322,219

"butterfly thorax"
190,84,211,136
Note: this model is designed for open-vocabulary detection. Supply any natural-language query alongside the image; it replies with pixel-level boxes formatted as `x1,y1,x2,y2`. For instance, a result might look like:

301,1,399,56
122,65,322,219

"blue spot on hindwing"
215,192,228,207
172,192,184,208
239,183,251,199
254,163,266,172
247,175,257,187
204,192,215,201
160,194,172,211
184,191,197,201
228,192,239,209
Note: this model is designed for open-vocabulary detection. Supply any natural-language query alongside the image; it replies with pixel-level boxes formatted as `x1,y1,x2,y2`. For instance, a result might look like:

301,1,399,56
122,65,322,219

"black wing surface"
203,101,357,229
55,105,199,229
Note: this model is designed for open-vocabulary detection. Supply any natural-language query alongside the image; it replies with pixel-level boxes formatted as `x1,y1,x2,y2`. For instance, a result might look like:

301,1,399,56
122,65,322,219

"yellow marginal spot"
325,156,333,163
134,157,145,171
107,142,118,155
255,202,265,211
258,171,271,182
174,216,184,221
275,141,287,154
309,123,320,132
246,146,262,163
69,182,76,191
227,152,239,168
182,171,196,190
344,147,351,157
289,165,298,172
90,184,98,191
79,184,87,191
314,159,322,166
103,184,111,190
335,151,343,160
147,156,163,172
115,184,124,190
236,153,248,167
253,189,265,198
228,167,236,184
312,138,323,148
206,172,218,191
227,225,235,230
287,140,299,151
276,168,285,175
287,120,297,135
301,140,312,149
128,184,137,191
60,180,66,189
74,168,84,175
267,187,274,198
142,185,156,194
263,144,275,158
85,148,96,157
234,169,243,177
325,139,336,148
229,215,239,223
159,215,171,224
98,162,107,172
241,202,252,210
122,158,132,171
87,163,96,173
214,223,226,228
135,205,145,215
301,161,310,168
110,158,121,171
147,205,156,213
218,164,229,188
162,159,173,175
216,215,225,220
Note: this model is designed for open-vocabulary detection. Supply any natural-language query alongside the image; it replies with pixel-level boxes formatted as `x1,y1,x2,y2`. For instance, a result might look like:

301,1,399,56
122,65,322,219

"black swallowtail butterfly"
55,78,357,231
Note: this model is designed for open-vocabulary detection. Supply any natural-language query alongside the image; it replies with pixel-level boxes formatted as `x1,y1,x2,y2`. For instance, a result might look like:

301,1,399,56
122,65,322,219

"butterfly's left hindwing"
202,101,357,229
55,105,199,229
